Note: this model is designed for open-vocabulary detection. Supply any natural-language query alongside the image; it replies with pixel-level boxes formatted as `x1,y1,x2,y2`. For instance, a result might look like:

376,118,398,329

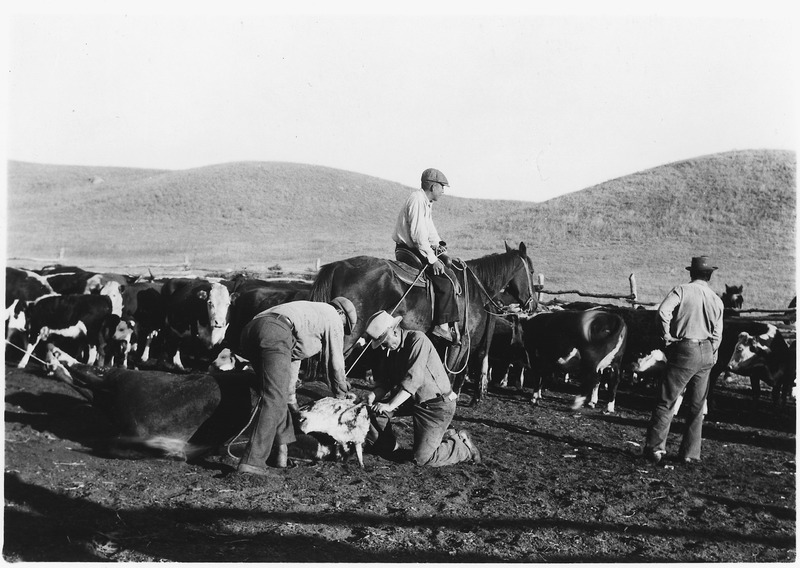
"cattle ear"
519,242,526,256
504,241,511,253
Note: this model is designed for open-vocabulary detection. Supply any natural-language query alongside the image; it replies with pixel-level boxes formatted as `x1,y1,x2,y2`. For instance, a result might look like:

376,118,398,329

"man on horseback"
393,167,460,344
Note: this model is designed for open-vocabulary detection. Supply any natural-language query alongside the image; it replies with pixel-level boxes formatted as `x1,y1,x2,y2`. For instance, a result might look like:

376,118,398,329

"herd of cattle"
4,264,796,462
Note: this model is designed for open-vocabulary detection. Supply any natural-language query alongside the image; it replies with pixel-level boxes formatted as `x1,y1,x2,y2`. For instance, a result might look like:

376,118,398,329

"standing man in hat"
236,297,358,477
392,167,460,344
643,256,724,465
359,310,482,467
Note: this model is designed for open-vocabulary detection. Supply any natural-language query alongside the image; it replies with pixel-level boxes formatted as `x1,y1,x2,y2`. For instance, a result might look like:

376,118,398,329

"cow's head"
728,325,777,373
99,281,124,316
111,317,136,367
197,283,231,349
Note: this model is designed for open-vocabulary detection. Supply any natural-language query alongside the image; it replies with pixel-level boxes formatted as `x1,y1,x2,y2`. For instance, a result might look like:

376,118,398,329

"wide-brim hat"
329,297,357,335
365,310,403,348
685,256,718,272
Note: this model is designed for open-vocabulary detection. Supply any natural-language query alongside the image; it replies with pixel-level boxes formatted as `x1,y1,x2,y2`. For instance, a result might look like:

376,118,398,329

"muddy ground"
3,364,796,563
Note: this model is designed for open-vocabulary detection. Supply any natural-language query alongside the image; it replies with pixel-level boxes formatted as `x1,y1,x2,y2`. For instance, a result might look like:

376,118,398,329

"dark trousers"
366,398,472,467
395,245,459,325
238,316,297,468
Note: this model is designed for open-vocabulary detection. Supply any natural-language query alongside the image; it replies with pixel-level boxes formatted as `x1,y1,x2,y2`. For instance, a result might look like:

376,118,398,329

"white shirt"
392,188,441,264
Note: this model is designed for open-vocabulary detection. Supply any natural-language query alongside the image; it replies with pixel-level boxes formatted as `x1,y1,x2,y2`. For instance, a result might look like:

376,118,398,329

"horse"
308,242,537,402
720,284,744,310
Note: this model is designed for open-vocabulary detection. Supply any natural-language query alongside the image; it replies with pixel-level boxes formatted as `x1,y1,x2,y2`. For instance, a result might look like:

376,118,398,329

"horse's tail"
306,262,338,386
309,261,336,304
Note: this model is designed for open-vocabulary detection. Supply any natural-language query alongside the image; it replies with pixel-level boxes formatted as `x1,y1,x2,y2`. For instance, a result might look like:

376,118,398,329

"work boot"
431,323,454,342
451,324,462,346
458,430,482,464
236,463,282,478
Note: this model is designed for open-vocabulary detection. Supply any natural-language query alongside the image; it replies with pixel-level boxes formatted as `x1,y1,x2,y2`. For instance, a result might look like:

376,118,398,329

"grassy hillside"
5,150,796,307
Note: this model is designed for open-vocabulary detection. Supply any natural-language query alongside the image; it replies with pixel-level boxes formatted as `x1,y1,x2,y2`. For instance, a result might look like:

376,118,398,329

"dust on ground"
3,366,795,562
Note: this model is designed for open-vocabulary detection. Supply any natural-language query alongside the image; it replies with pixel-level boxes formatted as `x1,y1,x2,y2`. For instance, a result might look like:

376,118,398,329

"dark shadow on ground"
3,473,794,563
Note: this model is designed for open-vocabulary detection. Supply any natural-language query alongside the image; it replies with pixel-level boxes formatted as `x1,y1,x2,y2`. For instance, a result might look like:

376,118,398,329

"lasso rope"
5,339,49,367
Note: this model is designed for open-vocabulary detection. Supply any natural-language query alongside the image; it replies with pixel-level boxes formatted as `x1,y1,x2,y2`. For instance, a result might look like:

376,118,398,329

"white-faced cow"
159,278,232,371
726,323,794,404
520,309,627,412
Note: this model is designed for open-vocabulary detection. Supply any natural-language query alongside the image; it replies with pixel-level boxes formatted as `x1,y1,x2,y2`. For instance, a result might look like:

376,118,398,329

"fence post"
536,273,544,302
628,273,638,305
316,258,321,271
58,247,65,261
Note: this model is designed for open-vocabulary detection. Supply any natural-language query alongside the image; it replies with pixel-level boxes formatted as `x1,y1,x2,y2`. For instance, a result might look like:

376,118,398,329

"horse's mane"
466,251,520,284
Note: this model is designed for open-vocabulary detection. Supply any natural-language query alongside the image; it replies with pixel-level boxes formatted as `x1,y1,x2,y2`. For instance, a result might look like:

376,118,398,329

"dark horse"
308,242,537,398
720,284,744,310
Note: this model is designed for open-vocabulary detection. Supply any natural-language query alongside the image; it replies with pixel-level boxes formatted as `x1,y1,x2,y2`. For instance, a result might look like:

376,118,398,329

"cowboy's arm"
658,287,681,345
325,321,350,397
407,198,438,265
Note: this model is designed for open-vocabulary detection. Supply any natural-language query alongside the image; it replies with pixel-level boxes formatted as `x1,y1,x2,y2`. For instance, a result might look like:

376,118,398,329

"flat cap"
421,168,449,186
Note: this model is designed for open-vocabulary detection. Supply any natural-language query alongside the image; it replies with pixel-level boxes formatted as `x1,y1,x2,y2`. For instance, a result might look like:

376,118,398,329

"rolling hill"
5,150,796,307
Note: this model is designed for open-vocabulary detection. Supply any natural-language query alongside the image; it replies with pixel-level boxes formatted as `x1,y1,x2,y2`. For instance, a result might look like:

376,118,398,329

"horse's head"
721,284,744,310
500,241,537,313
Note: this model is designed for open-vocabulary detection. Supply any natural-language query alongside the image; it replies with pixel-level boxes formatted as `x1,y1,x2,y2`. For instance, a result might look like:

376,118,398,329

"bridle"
462,254,535,315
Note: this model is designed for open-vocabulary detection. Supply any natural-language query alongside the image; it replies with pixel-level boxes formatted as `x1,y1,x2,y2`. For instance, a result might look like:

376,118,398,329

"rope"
4,339,50,367
225,396,262,460
343,254,438,375
441,254,533,376
443,266,470,375
227,260,433,460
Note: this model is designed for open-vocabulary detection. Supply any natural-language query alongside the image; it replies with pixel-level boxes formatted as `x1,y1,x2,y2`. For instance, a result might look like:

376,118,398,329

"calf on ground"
298,396,370,468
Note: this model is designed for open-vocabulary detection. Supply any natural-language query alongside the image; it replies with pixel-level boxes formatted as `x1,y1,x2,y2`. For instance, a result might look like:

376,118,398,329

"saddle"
384,252,462,295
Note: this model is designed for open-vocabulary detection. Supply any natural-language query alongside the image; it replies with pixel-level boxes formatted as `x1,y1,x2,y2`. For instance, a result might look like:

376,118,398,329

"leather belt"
419,392,456,408
263,312,294,329
679,338,709,344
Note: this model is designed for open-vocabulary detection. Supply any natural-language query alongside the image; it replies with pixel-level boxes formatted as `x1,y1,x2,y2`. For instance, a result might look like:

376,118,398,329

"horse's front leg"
470,352,490,407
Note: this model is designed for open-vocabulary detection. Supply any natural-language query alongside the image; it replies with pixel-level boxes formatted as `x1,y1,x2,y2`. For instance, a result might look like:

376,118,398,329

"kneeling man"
361,311,481,466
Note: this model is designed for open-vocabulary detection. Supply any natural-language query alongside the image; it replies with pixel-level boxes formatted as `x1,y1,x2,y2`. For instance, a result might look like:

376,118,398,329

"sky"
4,1,798,202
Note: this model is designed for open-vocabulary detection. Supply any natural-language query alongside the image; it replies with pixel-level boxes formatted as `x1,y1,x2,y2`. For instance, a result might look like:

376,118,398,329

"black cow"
42,270,130,295
224,280,311,354
468,313,529,404
46,349,337,462
120,281,166,365
560,302,662,382
20,293,118,368
520,309,628,412
5,267,56,362
6,267,55,306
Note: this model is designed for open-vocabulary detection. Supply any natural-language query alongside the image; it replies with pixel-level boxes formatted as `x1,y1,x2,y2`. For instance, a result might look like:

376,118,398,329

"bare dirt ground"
3,364,796,563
